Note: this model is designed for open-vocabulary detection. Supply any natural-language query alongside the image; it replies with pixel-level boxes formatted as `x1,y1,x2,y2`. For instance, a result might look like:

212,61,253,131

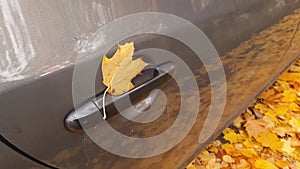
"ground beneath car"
187,9,300,169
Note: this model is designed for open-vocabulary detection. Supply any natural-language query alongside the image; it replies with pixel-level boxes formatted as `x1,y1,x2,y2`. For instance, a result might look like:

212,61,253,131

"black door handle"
64,62,174,132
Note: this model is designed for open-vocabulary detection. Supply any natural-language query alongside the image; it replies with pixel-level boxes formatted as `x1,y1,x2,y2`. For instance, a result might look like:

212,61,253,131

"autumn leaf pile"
185,7,300,169
186,59,300,169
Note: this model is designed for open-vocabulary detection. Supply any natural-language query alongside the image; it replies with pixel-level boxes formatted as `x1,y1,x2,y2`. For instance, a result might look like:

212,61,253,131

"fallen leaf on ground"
187,9,300,169
254,159,278,169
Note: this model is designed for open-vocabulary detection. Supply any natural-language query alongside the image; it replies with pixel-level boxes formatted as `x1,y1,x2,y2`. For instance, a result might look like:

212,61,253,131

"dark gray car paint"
0,139,45,169
1,0,300,168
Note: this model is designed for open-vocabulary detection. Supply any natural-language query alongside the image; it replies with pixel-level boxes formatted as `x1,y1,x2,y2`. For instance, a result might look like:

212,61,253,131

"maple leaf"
260,89,276,100
288,117,300,132
279,72,300,82
260,89,280,105
185,163,197,169
236,159,251,169
197,150,216,164
289,64,300,72
233,116,244,128
254,133,283,152
243,149,258,158
101,42,148,119
102,42,148,95
281,90,297,102
221,144,234,154
290,137,300,147
272,105,289,116
272,126,289,137
289,102,300,111
244,118,270,137
187,10,300,169
254,103,269,115
275,159,291,168
222,155,235,163
243,138,260,149
254,159,278,169
223,128,238,143
206,159,222,169
281,138,295,154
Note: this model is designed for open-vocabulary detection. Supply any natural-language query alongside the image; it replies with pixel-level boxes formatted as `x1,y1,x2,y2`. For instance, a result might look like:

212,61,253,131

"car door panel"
1,0,300,169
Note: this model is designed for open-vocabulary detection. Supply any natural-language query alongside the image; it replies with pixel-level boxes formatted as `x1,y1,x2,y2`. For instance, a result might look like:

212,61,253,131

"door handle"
65,62,174,132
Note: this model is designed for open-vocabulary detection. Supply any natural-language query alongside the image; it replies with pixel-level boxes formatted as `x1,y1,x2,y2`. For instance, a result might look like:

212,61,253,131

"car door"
1,0,300,169
0,137,48,169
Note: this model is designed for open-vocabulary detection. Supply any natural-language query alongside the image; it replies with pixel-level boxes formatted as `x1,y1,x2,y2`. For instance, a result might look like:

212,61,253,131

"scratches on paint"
269,0,287,12
0,0,35,82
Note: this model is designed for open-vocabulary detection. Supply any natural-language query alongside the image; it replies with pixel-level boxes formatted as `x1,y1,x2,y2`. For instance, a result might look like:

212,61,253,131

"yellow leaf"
281,90,297,103
254,133,283,152
264,110,279,124
243,138,254,148
198,151,216,163
275,159,290,168
211,140,221,147
233,116,244,128
290,137,300,147
272,126,289,137
206,159,222,169
236,131,248,142
289,148,300,161
245,119,270,137
101,42,148,119
277,80,291,90
254,103,269,114
186,162,197,169
288,117,300,132
289,102,300,111
221,144,235,154
220,161,229,168
208,146,219,154
254,159,278,169
279,72,300,82
281,139,295,154
296,161,300,168
241,148,257,158
260,89,276,101
102,42,148,95
237,159,250,169
272,105,289,116
223,128,238,143
222,155,235,163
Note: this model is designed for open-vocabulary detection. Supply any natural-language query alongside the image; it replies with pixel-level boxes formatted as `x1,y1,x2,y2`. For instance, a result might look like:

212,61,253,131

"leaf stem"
102,87,109,120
